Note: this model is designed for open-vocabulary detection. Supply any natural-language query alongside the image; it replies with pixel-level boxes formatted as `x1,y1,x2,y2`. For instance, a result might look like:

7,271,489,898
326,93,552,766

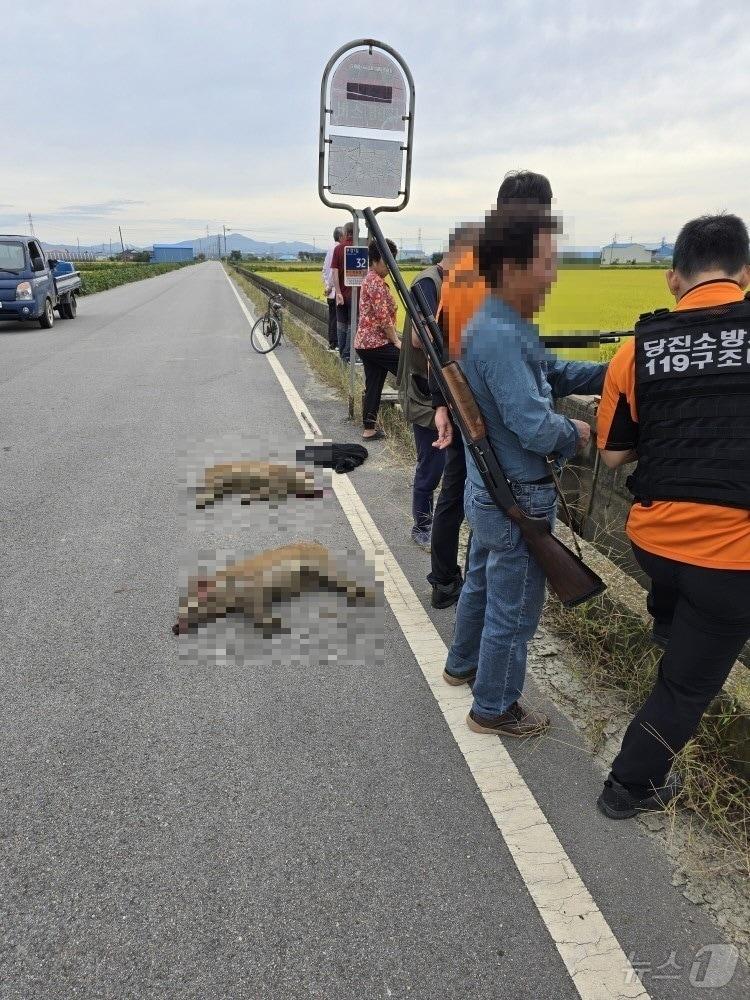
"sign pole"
349,211,360,418
318,38,415,423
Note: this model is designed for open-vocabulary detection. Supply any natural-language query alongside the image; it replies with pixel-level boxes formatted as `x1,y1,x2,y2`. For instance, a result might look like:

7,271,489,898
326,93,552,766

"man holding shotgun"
428,172,553,611
440,204,607,737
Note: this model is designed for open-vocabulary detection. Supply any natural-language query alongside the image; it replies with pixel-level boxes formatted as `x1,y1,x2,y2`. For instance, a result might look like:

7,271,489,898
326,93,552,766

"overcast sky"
4,0,748,250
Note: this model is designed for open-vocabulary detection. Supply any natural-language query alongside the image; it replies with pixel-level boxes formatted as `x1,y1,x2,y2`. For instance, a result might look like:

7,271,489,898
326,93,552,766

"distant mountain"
173,233,317,258
33,233,318,259
41,241,144,255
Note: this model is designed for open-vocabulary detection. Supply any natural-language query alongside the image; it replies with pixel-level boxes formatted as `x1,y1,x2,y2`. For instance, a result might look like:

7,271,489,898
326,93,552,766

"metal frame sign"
319,39,415,216
344,246,369,287
318,39,415,420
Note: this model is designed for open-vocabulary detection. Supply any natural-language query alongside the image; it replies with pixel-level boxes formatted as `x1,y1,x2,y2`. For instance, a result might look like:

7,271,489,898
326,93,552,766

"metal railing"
231,265,632,351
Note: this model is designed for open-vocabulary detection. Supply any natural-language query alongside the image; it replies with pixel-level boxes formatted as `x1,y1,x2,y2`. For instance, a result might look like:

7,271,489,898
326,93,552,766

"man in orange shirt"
596,213,750,820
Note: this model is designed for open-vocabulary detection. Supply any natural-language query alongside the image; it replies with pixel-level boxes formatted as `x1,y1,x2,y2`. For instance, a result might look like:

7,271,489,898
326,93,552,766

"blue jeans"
412,423,445,529
445,479,557,718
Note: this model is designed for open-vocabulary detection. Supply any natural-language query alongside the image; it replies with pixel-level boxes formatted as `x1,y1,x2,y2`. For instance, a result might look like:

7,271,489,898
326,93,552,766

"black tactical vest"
627,290,750,510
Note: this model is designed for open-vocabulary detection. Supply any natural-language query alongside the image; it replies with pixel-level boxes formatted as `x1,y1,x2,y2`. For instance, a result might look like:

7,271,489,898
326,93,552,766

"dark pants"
327,296,338,348
336,301,351,360
646,578,677,634
357,344,400,429
611,544,750,797
427,427,466,586
412,423,446,529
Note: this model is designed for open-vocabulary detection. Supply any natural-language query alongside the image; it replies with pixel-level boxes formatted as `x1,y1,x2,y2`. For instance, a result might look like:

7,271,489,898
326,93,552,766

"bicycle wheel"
250,315,281,354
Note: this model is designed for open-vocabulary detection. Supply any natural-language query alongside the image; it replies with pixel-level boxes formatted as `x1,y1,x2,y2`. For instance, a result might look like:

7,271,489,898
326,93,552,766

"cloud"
3,0,749,247
58,200,143,216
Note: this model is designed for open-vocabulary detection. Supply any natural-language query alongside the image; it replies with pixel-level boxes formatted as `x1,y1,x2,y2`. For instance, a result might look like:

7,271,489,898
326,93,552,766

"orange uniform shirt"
597,280,750,570
438,248,486,359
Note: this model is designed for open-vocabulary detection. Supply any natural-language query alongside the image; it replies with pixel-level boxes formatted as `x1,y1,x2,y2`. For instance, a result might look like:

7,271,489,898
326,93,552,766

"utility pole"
206,225,210,258
222,224,228,258
119,226,125,255
609,233,617,265
27,213,35,237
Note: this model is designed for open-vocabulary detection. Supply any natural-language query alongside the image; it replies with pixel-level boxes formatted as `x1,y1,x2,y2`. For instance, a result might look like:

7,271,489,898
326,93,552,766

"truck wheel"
39,298,55,329
67,293,77,318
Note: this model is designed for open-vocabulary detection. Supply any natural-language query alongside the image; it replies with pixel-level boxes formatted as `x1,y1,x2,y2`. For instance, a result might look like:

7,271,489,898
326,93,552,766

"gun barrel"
541,334,624,348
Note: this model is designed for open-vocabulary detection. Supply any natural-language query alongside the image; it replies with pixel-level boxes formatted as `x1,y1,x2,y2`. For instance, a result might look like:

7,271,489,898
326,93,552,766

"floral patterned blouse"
354,269,397,350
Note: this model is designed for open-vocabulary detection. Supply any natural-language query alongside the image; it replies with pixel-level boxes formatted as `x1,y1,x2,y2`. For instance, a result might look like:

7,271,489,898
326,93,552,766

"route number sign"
344,246,369,287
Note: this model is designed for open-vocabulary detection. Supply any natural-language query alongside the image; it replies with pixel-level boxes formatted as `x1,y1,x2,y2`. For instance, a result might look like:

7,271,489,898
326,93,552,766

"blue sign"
344,245,369,287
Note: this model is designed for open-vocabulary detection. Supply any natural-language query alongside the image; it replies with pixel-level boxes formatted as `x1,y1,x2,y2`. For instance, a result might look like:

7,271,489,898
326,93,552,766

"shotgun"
541,334,622,348
363,207,606,608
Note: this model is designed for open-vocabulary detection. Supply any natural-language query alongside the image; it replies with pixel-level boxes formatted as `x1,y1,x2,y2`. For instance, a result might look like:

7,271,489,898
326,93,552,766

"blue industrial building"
150,244,194,263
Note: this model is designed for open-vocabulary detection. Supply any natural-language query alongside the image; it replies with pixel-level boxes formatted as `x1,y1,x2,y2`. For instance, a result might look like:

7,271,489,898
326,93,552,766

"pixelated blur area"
175,544,383,670
177,433,335,539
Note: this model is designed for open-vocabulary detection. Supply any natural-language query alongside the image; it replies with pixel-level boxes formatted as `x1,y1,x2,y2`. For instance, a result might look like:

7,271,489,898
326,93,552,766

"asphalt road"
1,261,747,999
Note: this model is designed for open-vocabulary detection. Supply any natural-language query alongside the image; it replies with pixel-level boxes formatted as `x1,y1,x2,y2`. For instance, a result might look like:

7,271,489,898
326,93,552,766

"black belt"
510,475,554,486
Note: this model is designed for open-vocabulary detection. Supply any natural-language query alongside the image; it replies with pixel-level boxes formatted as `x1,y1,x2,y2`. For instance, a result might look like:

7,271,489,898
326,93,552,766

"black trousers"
611,543,750,796
326,296,338,347
427,426,467,586
357,344,400,429
336,301,351,360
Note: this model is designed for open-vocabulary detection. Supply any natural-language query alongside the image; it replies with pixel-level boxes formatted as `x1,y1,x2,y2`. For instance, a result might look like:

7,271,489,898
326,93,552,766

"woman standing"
355,238,401,441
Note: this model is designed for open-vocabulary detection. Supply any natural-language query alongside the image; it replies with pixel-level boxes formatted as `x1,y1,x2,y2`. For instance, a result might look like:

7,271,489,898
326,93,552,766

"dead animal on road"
173,542,377,637
194,461,323,509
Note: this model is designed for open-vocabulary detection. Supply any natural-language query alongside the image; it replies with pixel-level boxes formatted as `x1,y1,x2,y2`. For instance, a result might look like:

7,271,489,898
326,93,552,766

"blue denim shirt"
460,294,607,487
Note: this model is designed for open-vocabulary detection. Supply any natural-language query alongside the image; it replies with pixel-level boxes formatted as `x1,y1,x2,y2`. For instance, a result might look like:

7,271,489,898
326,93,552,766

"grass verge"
544,576,749,879
230,265,416,462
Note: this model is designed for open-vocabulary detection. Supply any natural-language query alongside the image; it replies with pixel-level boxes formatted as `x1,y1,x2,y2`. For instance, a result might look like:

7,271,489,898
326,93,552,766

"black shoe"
597,772,681,820
431,574,463,610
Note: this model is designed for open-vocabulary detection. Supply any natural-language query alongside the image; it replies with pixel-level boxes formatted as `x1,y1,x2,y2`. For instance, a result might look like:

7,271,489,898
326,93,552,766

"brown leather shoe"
467,701,550,737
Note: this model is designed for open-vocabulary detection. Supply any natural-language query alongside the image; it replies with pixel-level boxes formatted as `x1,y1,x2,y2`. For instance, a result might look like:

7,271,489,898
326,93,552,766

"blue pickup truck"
0,235,82,329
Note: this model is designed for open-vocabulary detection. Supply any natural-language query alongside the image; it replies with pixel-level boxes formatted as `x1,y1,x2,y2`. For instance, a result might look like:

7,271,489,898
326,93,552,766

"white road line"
225,269,649,1000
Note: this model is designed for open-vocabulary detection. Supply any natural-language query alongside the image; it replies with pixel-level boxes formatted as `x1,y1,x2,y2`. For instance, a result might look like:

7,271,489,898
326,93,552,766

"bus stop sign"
320,40,414,211
344,246,369,287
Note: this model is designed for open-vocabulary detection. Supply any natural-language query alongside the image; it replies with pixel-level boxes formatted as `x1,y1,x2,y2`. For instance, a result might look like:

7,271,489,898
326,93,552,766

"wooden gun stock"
507,508,606,607
441,363,485,443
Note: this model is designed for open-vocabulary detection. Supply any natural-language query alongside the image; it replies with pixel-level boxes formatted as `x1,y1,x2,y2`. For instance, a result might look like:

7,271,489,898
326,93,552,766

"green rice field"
258,267,674,360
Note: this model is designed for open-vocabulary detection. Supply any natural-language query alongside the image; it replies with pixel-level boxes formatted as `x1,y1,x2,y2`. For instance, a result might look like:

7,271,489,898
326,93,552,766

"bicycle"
250,293,284,354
